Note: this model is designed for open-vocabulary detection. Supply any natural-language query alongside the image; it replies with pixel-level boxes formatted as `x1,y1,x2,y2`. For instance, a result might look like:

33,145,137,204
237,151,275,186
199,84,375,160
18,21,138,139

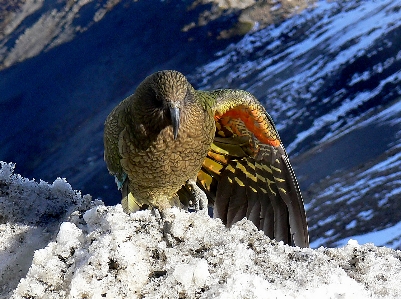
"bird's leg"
151,207,163,219
186,179,208,214
150,207,167,234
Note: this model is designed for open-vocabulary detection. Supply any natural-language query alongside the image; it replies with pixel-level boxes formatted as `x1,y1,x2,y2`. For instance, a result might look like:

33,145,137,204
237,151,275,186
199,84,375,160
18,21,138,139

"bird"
104,70,309,247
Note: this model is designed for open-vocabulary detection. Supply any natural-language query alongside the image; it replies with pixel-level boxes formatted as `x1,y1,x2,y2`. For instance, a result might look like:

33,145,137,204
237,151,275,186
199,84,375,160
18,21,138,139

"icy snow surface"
1,162,401,298
0,162,93,298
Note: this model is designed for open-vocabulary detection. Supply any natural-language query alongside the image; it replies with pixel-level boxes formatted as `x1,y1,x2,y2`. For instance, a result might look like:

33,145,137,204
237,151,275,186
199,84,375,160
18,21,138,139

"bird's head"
145,70,191,140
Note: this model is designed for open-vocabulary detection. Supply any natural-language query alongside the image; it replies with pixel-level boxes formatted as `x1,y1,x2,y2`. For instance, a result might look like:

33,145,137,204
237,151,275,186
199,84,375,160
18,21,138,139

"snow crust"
0,162,92,298
2,162,401,298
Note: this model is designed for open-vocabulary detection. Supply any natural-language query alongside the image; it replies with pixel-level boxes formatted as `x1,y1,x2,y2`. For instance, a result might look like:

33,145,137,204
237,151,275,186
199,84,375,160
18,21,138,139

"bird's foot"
186,179,208,215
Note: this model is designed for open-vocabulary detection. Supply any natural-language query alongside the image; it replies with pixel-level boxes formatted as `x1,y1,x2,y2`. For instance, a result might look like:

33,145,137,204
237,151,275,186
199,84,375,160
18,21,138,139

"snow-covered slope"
2,162,401,299
306,100,401,248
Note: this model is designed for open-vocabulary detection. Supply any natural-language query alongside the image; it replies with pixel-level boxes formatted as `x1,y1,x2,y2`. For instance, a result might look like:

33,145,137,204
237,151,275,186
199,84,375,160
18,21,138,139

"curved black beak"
169,107,180,140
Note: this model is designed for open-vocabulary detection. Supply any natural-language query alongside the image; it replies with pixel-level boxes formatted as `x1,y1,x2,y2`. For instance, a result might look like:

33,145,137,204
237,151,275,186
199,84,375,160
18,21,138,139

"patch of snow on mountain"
335,222,401,249
307,125,401,249
286,91,371,152
2,0,44,37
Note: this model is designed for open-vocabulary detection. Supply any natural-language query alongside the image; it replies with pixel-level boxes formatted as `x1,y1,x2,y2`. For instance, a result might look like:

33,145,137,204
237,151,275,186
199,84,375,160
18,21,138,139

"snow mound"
0,162,92,298
11,208,401,299
2,161,401,298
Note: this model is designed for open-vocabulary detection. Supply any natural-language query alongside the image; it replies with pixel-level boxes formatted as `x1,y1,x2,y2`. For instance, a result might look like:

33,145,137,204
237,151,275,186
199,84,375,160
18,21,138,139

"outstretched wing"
197,89,309,247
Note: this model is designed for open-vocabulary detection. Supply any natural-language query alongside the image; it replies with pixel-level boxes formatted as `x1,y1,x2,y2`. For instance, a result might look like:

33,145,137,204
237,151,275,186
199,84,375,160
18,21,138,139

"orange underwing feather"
215,105,281,147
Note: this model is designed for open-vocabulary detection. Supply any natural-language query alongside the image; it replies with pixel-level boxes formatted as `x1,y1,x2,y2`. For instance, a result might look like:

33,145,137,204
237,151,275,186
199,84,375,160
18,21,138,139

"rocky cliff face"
1,0,400,248
0,0,313,70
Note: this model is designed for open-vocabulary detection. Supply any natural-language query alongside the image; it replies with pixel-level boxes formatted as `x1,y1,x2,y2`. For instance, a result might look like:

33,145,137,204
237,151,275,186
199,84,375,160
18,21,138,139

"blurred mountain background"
1,0,400,248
